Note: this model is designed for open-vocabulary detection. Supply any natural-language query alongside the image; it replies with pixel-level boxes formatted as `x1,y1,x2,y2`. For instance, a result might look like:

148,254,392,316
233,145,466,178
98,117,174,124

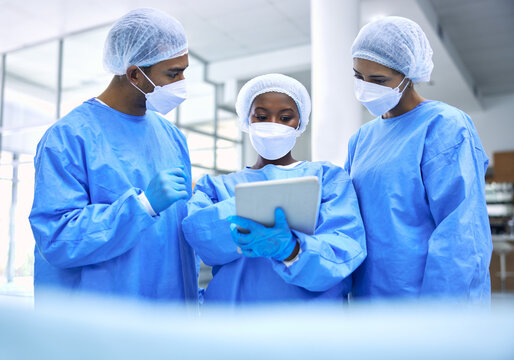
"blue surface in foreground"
1,292,513,359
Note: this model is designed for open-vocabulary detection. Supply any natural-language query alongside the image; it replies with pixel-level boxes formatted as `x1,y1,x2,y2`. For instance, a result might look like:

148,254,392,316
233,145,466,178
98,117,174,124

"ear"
125,65,140,85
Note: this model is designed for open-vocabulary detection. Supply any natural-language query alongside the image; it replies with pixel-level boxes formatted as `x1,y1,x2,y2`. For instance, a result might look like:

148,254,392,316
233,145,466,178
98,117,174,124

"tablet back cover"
235,176,320,235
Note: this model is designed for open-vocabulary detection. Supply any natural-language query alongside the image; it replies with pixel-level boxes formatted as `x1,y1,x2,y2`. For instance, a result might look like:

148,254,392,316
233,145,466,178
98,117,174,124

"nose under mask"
249,122,299,160
131,66,187,115
354,76,409,117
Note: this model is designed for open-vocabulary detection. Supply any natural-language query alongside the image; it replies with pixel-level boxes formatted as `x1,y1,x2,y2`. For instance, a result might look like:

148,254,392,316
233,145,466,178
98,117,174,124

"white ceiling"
0,0,512,110
0,0,311,62
428,0,514,96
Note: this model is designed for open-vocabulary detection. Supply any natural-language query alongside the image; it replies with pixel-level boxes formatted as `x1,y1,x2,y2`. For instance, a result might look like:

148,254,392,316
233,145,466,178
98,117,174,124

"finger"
236,237,258,248
229,223,245,242
233,233,255,246
167,175,186,184
165,185,187,196
226,215,259,231
274,207,288,227
166,168,187,178
169,179,187,188
236,225,250,234
170,182,187,191
228,224,255,246
234,238,257,256
176,190,189,200
230,227,252,242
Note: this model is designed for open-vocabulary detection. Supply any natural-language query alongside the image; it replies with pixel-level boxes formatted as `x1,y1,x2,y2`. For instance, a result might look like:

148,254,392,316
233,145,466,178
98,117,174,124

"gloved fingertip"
229,223,243,236
274,207,287,224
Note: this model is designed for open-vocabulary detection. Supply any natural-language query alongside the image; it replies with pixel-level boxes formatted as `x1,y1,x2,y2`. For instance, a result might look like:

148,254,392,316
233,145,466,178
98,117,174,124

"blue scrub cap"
103,8,188,75
351,16,434,83
236,74,311,134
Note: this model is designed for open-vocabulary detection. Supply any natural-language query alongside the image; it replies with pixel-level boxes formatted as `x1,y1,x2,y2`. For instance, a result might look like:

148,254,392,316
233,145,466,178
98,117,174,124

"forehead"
353,57,397,75
251,92,298,111
153,53,189,70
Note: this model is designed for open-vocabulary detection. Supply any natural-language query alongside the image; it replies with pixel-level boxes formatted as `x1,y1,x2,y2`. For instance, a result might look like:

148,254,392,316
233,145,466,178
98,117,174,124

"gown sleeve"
182,176,241,266
270,165,367,292
420,134,492,299
344,130,360,174
29,129,157,269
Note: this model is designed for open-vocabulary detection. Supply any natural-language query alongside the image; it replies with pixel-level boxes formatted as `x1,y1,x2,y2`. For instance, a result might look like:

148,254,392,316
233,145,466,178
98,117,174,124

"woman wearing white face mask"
345,16,492,303
182,74,366,305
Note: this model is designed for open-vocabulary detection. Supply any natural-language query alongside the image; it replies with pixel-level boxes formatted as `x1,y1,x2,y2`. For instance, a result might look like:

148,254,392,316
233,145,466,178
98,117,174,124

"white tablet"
235,176,321,235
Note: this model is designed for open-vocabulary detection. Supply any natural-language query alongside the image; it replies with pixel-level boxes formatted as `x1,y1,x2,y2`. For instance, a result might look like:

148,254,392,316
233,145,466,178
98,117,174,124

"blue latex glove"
145,167,189,214
226,208,297,261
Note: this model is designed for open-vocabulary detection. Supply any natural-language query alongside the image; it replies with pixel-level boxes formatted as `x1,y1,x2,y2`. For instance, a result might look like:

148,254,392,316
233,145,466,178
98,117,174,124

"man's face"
139,54,189,92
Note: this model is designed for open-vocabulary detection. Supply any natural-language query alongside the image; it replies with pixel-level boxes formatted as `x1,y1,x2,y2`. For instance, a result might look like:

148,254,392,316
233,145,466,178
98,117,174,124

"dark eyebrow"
279,108,296,113
353,68,390,79
167,65,189,72
254,107,269,112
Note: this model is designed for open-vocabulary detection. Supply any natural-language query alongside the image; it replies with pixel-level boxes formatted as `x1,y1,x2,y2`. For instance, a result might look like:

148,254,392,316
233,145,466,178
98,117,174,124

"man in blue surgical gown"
182,74,366,304
29,8,197,302
346,16,492,303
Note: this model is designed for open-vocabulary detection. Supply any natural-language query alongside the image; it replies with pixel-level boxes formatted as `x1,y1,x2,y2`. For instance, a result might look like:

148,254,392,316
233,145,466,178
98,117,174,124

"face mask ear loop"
130,81,147,96
133,65,157,93
396,76,410,93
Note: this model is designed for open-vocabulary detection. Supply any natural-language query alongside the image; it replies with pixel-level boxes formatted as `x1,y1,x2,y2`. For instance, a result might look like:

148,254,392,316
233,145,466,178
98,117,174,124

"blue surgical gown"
29,99,198,303
345,100,492,302
182,161,366,304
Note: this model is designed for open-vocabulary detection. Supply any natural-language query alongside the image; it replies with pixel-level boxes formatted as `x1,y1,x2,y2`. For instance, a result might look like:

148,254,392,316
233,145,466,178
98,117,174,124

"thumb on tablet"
274,207,289,228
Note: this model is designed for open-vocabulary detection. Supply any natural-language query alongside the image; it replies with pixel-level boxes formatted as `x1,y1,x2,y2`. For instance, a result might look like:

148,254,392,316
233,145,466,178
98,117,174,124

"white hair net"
103,8,188,75
236,74,311,134
351,16,433,83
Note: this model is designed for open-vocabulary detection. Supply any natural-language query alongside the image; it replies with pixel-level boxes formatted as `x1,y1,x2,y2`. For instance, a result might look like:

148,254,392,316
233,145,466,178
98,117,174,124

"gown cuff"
138,192,157,217
282,240,302,267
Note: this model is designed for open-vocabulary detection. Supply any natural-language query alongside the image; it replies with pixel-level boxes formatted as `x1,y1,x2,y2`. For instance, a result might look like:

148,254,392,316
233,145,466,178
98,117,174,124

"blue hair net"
351,16,433,83
235,74,311,134
103,8,188,75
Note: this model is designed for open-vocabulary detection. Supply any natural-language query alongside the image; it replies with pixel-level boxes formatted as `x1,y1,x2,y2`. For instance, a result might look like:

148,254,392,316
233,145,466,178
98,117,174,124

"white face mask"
354,77,409,117
132,66,187,115
249,122,298,160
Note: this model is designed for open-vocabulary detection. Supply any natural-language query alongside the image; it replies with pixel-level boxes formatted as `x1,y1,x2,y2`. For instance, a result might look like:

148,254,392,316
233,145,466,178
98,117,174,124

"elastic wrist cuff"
138,192,157,216
283,245,302,267
276,236,298,262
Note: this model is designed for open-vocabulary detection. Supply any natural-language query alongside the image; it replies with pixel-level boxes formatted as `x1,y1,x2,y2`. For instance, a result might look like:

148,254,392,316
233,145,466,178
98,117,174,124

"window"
0,26,243,298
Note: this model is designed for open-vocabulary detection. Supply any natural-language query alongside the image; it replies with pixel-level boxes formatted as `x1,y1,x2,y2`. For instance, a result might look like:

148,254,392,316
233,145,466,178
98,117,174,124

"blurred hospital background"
0,0,513,304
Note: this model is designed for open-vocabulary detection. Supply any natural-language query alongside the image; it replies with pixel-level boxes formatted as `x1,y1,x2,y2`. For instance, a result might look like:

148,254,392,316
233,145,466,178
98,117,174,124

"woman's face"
249,92,300,129
353,58,407,90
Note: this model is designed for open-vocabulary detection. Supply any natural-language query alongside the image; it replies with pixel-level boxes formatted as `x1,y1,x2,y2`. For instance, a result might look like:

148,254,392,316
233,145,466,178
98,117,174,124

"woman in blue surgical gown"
345,16,492,302
182,74,366,304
